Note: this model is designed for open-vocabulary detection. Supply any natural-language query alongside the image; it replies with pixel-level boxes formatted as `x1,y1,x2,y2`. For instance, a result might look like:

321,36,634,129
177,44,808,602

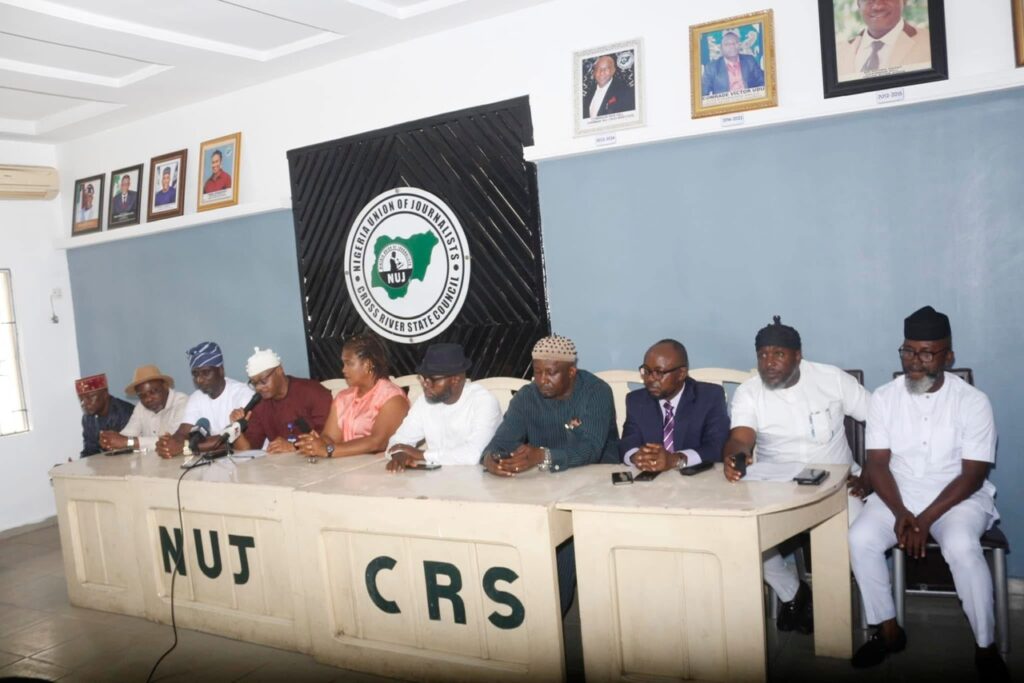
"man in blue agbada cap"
155,341,253,458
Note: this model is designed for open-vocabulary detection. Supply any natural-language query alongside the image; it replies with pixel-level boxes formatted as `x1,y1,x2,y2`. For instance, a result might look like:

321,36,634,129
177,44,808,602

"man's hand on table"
724,451,751,482
387,444,424,472
156,434,183,459
631,443,684,472
99,430,128,450
484,444,544,476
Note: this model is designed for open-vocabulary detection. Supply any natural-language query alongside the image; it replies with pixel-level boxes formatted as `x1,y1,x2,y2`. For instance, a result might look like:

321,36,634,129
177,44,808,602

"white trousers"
848,494,994,646
763,492,863,602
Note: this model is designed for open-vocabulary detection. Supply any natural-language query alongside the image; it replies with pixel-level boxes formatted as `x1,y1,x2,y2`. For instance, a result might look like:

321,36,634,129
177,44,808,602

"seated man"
482,334,618,615
849,306,1009,680
156,341,254,458
99,365,188,454
621,338,729,472
386,343,502,471
723,316,870,633
230,347,331,453
77,374,133,457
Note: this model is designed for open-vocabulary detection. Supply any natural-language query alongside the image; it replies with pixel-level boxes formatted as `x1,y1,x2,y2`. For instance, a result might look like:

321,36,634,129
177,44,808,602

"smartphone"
731,452,748,477
407,462,442,471
679,461,714,476
633,470,661,482
611,471,634,486
102,447,134,456
794,468,829,485
489,448,512,461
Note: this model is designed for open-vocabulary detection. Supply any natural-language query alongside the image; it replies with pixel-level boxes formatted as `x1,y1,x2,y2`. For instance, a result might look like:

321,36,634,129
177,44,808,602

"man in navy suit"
582,54,636,119
111,174,138,219
620,339,729,472
701,30,765,97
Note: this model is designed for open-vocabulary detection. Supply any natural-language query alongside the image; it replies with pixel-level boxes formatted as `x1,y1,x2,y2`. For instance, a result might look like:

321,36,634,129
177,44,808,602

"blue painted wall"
538,88,1024,575
68,210,310,397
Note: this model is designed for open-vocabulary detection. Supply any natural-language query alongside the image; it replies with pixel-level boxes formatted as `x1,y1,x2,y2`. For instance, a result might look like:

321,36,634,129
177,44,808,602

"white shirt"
854,18,904,72
387,381,502,466
866,373,997,515
730,360,870,468
622,388,702,467
181,377,255,434
589,81,611,118
76,202,97,223
120,390,189,451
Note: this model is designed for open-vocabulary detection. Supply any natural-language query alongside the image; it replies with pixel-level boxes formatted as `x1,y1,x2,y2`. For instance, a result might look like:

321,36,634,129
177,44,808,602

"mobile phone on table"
611,471,634,485
731,452,748,477
679,461,714,476
633,470,660,482
407,462,442,471
794,468,829,485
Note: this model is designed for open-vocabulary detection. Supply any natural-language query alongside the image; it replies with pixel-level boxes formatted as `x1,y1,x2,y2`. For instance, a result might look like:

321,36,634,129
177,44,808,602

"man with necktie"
835,0,933,82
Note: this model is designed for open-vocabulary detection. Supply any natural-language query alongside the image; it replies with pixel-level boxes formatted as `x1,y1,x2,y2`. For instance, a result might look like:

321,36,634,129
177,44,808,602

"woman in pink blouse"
297,333,409,458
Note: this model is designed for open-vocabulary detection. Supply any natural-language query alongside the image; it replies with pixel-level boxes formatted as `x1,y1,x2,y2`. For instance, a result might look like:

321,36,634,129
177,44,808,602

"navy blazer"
582,76,636,118
619,378,730,463
701,54,765,96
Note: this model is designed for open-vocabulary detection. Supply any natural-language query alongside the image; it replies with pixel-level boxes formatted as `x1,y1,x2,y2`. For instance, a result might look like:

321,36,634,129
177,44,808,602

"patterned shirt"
81,396,134,457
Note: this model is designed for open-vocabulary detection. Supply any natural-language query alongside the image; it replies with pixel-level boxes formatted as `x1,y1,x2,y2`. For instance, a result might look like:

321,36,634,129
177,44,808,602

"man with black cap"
385,343,501,471
723,316,871,634
849,306,1008,679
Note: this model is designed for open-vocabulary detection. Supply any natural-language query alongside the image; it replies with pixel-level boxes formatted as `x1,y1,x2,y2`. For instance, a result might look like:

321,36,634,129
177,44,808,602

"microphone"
241,393,262,414
217,393,263,445
188,418,211,453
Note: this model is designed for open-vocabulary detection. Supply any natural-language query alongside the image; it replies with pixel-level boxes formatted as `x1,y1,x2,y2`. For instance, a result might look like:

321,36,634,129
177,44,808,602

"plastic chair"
320,378,348,398
476,377,529,415
392,374,423,404
888,368,1009,653
688,367,756,386
594,370,641,434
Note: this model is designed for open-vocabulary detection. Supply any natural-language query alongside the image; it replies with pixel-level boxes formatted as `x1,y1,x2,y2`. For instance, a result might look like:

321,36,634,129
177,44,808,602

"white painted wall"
53,0,1024,242
0,141,82,530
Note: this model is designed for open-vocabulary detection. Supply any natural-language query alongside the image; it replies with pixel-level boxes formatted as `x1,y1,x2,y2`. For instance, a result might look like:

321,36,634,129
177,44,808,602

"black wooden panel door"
287,96,549,380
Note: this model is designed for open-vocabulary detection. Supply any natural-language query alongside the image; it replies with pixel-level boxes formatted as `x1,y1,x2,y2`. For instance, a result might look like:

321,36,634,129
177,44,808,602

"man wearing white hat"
230,347,332,453
99,365,188,453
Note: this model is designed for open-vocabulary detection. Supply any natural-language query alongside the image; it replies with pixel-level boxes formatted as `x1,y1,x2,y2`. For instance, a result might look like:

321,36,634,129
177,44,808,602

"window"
0,270,28,435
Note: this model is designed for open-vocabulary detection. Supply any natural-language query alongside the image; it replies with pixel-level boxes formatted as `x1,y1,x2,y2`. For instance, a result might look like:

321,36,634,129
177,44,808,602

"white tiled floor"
0,523,1018,681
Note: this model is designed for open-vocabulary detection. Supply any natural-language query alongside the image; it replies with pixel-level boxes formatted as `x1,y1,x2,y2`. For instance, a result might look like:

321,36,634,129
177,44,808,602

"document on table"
744,462,805,482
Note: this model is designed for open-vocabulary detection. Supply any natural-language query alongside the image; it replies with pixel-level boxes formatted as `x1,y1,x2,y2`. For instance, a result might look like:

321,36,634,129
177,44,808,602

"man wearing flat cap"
386,343,501,472
849,306,1008,679
156,341,254,458
723,316,871,634
76,373,133,457
230,347,332,453
99,365,188,454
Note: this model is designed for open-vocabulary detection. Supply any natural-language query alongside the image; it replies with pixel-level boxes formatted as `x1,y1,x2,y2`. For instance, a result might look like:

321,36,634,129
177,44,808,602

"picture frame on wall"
1014,0,1024,67
574,39,644,137
107,164,143,229
197,132,241,212
690,10,778,119
818,0,948,98
71,174,104,237
147,149,187,222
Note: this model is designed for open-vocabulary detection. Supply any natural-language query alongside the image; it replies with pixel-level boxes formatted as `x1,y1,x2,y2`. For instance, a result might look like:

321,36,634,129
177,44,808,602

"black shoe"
776,581,813,634
975,644,1010,682
851,625,907,668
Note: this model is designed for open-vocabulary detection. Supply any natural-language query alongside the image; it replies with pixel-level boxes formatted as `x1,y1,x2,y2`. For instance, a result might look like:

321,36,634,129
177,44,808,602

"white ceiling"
0,0,549,142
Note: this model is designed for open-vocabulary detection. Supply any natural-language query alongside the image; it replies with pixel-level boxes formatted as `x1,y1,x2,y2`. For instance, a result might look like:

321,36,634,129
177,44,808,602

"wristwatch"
675,452,689,470
538,447,553,471
126,437,136,449
325,443,335,458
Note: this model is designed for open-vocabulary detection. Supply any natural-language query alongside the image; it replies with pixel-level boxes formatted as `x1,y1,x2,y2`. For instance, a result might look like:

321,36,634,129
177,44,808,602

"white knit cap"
246,347,281,377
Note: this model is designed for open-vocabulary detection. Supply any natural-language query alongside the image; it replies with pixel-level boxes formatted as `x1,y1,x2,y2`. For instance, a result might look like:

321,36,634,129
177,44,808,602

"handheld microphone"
293,418,311,434
217,393,263,446
188,418,211,452
241,393,262,414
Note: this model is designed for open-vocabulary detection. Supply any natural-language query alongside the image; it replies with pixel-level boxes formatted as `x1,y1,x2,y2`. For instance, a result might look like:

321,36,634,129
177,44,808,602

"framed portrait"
147,150,187,222
107,164,143,229
690,10,777,119
819,0,948,98
1014,0,1024,67
574,40,644,136
197,132,241,212
71,174,104,237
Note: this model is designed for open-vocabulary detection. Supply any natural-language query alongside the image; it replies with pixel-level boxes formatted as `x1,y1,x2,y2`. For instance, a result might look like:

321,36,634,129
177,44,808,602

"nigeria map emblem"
343,187,471,343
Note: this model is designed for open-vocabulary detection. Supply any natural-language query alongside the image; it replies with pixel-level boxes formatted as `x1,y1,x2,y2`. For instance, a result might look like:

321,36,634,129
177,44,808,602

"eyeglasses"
638,364,686,380
897,346,948,363
418,374,451,387
248,368,276,389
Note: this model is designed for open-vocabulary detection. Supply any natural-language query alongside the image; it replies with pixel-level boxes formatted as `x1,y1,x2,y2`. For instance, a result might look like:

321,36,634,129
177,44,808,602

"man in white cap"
386,343,501,471
230,347,332,453
99,365,188,453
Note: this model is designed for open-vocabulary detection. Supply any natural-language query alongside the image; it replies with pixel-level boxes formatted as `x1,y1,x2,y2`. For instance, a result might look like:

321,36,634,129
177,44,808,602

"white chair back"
392,374,424,404
320,378,348,398
475,377,529,415
688,367,756,386
594,370,642,435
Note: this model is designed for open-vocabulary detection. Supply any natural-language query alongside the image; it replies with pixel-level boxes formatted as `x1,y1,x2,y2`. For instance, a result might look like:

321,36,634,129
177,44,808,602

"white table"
557,464,852,683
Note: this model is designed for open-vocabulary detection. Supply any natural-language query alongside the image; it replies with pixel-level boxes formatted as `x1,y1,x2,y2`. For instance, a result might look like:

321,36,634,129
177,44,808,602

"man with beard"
385,343,501,471
99,365,188,453
77,373,134,457
723,316,871,634
229,347,331,453
848,306,1008,680
620,339,729,472
155,341,254,458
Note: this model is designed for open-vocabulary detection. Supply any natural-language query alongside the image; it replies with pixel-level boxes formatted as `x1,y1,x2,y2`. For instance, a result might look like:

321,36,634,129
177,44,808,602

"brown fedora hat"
124,364,175,396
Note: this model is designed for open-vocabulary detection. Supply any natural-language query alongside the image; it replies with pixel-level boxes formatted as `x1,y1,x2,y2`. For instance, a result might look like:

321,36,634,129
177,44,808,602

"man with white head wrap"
230,347,332,453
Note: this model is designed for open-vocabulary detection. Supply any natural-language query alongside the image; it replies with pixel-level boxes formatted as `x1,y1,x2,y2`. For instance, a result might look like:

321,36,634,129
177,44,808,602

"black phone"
794,468,829,485
679,461,714,476
633,470,661,482
611,471,634,485
293,418,312,434
102,447,134,456
731,452,748,477
407,462,441,471
489,448,512,461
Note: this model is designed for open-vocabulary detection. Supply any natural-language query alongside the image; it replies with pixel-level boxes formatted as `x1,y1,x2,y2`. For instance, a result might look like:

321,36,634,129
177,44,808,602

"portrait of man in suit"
109,169,140,227
582,53,636,119
835,0,932,82
701,29,765,97
619,339,730,473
